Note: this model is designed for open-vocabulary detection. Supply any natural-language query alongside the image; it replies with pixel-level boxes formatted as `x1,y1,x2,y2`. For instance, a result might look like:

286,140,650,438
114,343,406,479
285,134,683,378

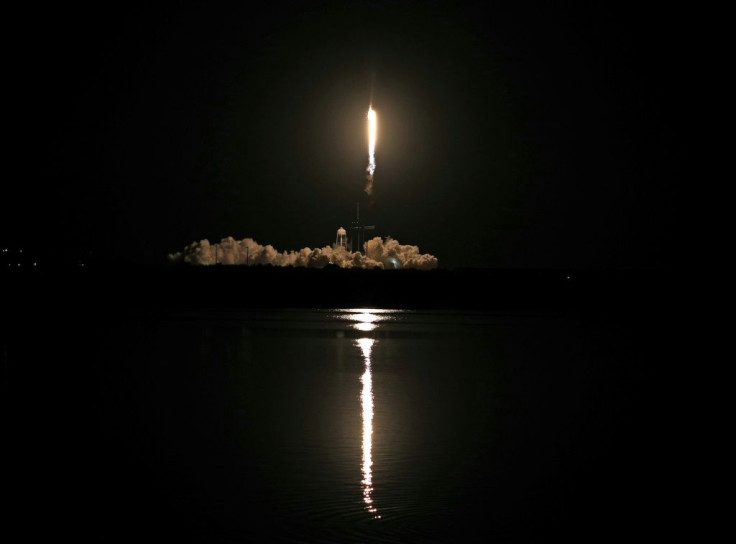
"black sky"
4,1,683,269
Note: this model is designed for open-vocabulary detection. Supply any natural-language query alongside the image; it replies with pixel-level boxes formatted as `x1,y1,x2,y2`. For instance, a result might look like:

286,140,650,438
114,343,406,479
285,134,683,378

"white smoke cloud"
168,236,438,270
364,237,439,271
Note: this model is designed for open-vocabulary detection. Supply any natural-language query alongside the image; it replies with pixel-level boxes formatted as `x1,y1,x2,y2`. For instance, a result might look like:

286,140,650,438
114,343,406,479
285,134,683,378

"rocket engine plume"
365,106,376,195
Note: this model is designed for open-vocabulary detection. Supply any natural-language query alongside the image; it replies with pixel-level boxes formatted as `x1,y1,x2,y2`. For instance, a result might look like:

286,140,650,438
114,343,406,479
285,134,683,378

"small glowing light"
353,322,377,332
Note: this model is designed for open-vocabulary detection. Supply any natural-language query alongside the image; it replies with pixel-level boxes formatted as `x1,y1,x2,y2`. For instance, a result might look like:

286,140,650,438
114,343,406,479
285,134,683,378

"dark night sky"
4,1,684,269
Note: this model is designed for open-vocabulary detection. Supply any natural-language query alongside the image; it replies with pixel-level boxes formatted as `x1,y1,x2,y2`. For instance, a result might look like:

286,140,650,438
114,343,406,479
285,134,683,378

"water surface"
5,307,680,542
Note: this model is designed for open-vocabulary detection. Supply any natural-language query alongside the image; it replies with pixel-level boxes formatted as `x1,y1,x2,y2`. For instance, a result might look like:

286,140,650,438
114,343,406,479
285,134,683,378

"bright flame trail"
365,106,377,195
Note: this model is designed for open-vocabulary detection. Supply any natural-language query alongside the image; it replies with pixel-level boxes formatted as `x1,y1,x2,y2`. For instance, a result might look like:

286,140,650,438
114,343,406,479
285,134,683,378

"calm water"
5,307,681,542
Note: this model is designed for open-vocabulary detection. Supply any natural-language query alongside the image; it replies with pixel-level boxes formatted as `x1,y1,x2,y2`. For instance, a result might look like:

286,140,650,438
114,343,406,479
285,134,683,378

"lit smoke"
365,172,374,196
167,236,438,270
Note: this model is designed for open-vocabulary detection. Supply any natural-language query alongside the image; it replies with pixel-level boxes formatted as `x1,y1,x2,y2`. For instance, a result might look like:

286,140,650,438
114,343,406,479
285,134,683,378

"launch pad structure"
335,203,374,254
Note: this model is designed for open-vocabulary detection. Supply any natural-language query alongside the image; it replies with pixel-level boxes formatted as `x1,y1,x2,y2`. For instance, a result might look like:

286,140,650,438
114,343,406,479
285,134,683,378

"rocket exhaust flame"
365,106,376,195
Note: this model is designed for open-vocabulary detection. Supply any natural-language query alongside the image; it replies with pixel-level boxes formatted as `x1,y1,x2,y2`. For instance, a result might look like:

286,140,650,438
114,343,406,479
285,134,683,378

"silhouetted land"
3,264,680,317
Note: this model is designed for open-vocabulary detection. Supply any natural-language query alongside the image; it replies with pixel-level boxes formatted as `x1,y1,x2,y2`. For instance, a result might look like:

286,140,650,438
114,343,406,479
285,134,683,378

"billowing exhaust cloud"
364,237,438,270
168,236,438,270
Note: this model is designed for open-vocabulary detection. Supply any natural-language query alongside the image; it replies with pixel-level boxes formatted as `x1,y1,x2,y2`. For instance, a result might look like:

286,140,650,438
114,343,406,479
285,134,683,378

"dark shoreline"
3,264,681,317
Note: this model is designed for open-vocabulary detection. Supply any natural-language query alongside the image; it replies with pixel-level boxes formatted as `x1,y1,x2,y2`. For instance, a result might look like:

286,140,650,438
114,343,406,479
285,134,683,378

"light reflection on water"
330,307,404,333
357,337,380,519
7,306,660,543
352,309,384,519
